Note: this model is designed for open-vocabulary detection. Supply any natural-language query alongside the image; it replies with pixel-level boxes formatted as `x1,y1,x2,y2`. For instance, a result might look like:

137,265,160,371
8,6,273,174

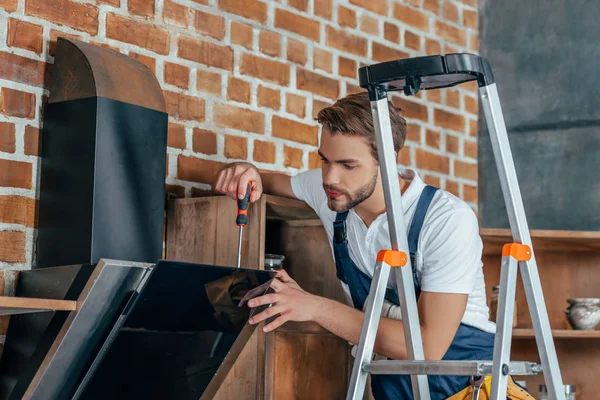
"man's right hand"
214,162,263,203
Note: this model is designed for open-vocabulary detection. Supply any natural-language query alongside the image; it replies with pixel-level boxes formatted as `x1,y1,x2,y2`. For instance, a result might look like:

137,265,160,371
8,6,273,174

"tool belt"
447,375,535,400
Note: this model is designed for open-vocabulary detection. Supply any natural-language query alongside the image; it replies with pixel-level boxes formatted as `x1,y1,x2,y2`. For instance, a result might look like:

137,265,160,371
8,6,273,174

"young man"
214,92,496,399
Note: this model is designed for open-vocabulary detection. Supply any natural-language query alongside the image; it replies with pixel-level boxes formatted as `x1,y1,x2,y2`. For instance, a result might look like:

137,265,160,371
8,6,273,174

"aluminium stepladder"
347,54,565,400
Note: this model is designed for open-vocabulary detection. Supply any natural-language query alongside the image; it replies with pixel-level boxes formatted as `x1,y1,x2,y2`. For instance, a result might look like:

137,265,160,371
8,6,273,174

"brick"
394,4,430,31
469,32,478,52
423,0,440,14
445,179,459,197
415,148,449,174
326,26,367,56
468,118,477,137
308,152,321,169
289,0,308,11
404,30,421,51
197,69,222,95
446,89,460,109
0,122,16,153
49,30,80,57
434,108,465,132
257,86,280,110
445,134,460,154
227,77,251,104
463,9,477,29
459,0,477,8
397,147,411,166
463,183,477,203
425,129,441,149
214,103,265,134
338,6,356,28
167,122,186,149
195,10,225,40
0,52,46,87
164,91,205,122
443,1,459,23
0,159,32,189
178,35,233,70
314,0,333,19
346,82,363,95
275,9,320,41
391,96,427,122
259,30,281,57
0,196,36,227
240,54,290,86
129,52,156,75
406,124,421,143
0,0,17,12
129,0,155,17
297,68,339,100
427,88,442,103
465,95,477,114
1,88,35,119
426,38,441,55
164,62,190,89
338,56,356,79
177,155,224,184
372,42,409,63
284,146,303,168
219,0,267,23
166,184,186,198
106,13,169,55
231,21,253,49
163,0,189,27
224,135,248,160
349,0,387,15
0,231,25,263
423,174,441,188
26,0,99,34
97,0,120,5
24,125,41,156
287,38,307,65
435,20,467,46
312,99,332,119
191,0,209,4
273,116,318,145
253,140,276,164
314,48,333,73
192,128,217,155
286,93,306,118
384,23,400,43
90,40,121,53
464,139,477,159
444,42,460,54
360,15,379,35
8,19,43,54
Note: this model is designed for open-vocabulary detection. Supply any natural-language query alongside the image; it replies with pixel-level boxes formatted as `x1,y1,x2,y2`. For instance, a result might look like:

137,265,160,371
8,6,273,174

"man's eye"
321,158,329,164
343,164,355,170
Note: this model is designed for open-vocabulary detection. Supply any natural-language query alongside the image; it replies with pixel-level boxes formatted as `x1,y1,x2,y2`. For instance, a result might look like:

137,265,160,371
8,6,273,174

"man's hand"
214,162,263,203
247,269,320,332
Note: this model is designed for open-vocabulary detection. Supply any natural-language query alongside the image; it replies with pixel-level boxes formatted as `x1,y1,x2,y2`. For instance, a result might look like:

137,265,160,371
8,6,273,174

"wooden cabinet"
166,194,351,399
481,228,600,398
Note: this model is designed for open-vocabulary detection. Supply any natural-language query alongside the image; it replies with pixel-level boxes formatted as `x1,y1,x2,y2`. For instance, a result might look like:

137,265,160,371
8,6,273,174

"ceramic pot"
564,298,600,330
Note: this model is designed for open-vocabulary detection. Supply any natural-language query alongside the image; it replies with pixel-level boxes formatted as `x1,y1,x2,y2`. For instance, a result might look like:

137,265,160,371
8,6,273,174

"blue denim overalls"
333,186,496,399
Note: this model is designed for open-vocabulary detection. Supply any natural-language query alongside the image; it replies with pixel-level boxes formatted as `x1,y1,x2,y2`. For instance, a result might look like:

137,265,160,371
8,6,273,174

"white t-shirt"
290,167,496,334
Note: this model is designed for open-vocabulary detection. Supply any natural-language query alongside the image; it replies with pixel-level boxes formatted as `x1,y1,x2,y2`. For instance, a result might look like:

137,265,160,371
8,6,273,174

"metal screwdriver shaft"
235,184,251,268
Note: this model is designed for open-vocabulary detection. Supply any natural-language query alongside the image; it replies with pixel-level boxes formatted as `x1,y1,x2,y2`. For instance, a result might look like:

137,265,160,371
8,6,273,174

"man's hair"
316,92,407,161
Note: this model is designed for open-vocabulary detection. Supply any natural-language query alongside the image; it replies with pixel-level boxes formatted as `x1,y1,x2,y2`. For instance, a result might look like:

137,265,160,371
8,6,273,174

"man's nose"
322,165,340,185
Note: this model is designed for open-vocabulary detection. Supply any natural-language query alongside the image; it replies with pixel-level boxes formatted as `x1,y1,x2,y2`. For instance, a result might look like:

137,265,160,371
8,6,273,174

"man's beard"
323,167,379,213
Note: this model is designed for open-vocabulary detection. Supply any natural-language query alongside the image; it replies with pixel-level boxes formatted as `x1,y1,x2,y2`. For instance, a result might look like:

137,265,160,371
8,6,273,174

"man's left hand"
247,269,319,332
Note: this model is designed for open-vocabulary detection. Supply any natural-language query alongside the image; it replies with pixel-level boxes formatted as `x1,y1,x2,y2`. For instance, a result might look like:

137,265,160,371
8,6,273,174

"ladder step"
365,360,542,377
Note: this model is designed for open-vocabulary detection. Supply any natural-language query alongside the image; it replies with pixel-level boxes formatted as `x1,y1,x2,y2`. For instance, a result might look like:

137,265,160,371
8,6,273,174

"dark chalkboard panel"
478,0,600,230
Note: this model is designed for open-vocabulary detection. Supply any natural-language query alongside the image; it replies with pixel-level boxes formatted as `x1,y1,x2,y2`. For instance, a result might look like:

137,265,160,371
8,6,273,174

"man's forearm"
312,297,409,360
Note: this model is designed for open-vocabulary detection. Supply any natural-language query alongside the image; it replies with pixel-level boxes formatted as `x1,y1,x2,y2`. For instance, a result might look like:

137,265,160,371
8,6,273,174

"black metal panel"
36,96,167,268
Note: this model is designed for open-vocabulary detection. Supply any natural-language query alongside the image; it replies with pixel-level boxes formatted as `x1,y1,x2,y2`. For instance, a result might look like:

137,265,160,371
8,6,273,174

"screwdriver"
236,184,251,268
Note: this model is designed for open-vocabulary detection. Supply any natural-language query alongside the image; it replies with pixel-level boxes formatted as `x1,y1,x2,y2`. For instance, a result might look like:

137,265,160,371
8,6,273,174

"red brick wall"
0,0,478,269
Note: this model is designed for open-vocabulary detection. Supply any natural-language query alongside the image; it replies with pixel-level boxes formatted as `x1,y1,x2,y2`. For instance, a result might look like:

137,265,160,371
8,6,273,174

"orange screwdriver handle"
236,184,251,226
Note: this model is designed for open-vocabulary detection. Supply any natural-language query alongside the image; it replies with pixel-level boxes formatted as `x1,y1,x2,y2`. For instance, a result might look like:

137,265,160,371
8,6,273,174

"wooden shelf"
513,329,600,339
480,228,600,255
264,194,317,220
0,296,77,316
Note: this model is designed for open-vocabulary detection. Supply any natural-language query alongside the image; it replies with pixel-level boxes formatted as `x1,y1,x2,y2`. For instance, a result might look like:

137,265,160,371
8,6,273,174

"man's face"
319,127,380,213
